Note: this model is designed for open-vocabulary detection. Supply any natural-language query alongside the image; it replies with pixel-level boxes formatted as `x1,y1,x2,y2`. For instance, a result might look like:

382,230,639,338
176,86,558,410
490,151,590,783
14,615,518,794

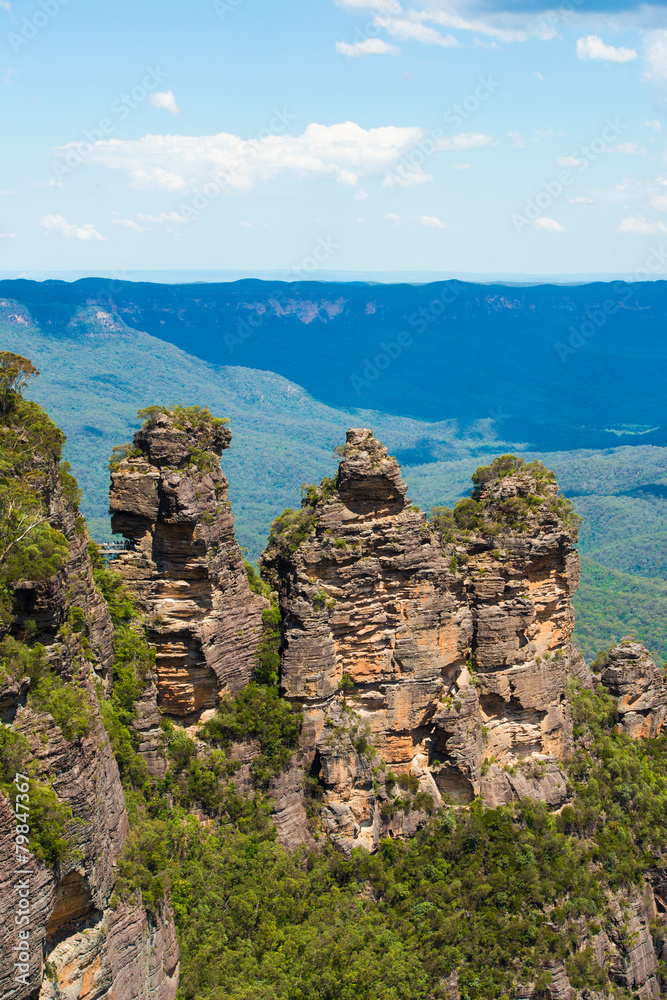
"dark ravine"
1,390,666,999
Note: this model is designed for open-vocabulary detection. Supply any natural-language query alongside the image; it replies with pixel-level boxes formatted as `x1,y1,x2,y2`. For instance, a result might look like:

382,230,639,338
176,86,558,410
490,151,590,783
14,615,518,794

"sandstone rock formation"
261,430,590,852
0,410,178,1000
109,407,266,720
598,641,666,739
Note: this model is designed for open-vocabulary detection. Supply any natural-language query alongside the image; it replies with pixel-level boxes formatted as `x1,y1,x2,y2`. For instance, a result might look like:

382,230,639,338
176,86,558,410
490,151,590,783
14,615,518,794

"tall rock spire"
109,407,266,719
262,434,590,852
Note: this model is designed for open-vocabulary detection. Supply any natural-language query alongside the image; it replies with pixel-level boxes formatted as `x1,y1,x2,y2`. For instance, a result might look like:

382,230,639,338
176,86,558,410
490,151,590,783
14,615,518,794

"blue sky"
3,0,667,275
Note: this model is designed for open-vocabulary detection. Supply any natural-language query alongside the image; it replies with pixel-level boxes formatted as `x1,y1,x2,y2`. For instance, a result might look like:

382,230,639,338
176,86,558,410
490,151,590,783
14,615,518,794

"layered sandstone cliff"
261,429,591,852
0,408,177,999
109,407,266,720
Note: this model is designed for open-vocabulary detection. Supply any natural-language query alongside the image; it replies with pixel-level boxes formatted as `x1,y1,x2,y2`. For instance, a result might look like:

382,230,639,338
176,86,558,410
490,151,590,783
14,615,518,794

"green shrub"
255,602,281,686
28,672,92,742
201,683,302,786
0,636,48,685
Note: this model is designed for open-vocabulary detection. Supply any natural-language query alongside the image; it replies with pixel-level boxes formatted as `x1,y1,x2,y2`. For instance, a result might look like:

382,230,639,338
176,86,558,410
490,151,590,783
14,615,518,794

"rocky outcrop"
261,430,590,851
109,408,266,720
0,402,177,1000
598,641,666,739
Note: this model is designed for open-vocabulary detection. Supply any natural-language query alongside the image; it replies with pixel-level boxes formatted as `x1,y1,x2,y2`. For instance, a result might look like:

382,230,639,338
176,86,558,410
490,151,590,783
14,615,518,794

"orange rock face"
109,409,266,720
262,430,591,852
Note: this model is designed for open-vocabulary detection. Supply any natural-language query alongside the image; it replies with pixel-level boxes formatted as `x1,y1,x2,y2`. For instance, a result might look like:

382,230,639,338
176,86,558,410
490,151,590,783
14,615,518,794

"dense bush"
201,682,302,786
28,671,92,741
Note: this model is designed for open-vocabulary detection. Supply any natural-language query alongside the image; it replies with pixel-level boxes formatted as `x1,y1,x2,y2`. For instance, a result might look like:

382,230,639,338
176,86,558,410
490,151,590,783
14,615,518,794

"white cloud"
412,214,445,228
535,71,544,82
534,216,566,232
568,196,593,205
0,2,11,10
439,131,494,151
67,122,430,193
453,163,471,170
3,68,17,84
354,189,368,200
557,155,585,167
614,142,647,155
336,0,401,10
336,38,400,56
644,30,667,80
577,35,637,63
112,218,146,231
617,215,667,234
39,214,106,241
0,232,16,239
508,131,527,148
149,90,181,115
650,194,667,212
239,220,253,228
419,5,552,43
382,169,432,188
643,120,663,131
385,212,401,222
138,211,194,225
374,15,460,47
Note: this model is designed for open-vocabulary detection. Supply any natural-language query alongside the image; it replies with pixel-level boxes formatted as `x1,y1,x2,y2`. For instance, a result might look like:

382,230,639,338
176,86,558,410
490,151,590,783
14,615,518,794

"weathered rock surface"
599,641,667,739
109,409,266,719
480,757,568,809
0,427,177,1000
261,430,590,852
39,900,179,1000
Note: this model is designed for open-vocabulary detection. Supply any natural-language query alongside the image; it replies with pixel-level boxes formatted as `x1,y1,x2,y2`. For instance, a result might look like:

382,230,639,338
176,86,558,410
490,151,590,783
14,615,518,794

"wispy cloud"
39,214,106,241
335,0,401,10
112,217,146,231
534,216,566,232
138,211,194,225
644,30,667,80
149,90,181,115
375,15,460,47
617,215,667,234
577,35,637,64
412,214,445,228
440,131,495,151
336,38,399,56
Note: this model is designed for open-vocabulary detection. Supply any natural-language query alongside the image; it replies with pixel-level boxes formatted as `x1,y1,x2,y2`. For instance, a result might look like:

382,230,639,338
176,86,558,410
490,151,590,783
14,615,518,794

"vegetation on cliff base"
109,676,667,1000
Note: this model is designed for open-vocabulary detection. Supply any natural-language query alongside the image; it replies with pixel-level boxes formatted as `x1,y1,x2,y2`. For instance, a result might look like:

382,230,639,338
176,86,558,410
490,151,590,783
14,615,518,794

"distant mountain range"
0,276,666,660
1,276,666,453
